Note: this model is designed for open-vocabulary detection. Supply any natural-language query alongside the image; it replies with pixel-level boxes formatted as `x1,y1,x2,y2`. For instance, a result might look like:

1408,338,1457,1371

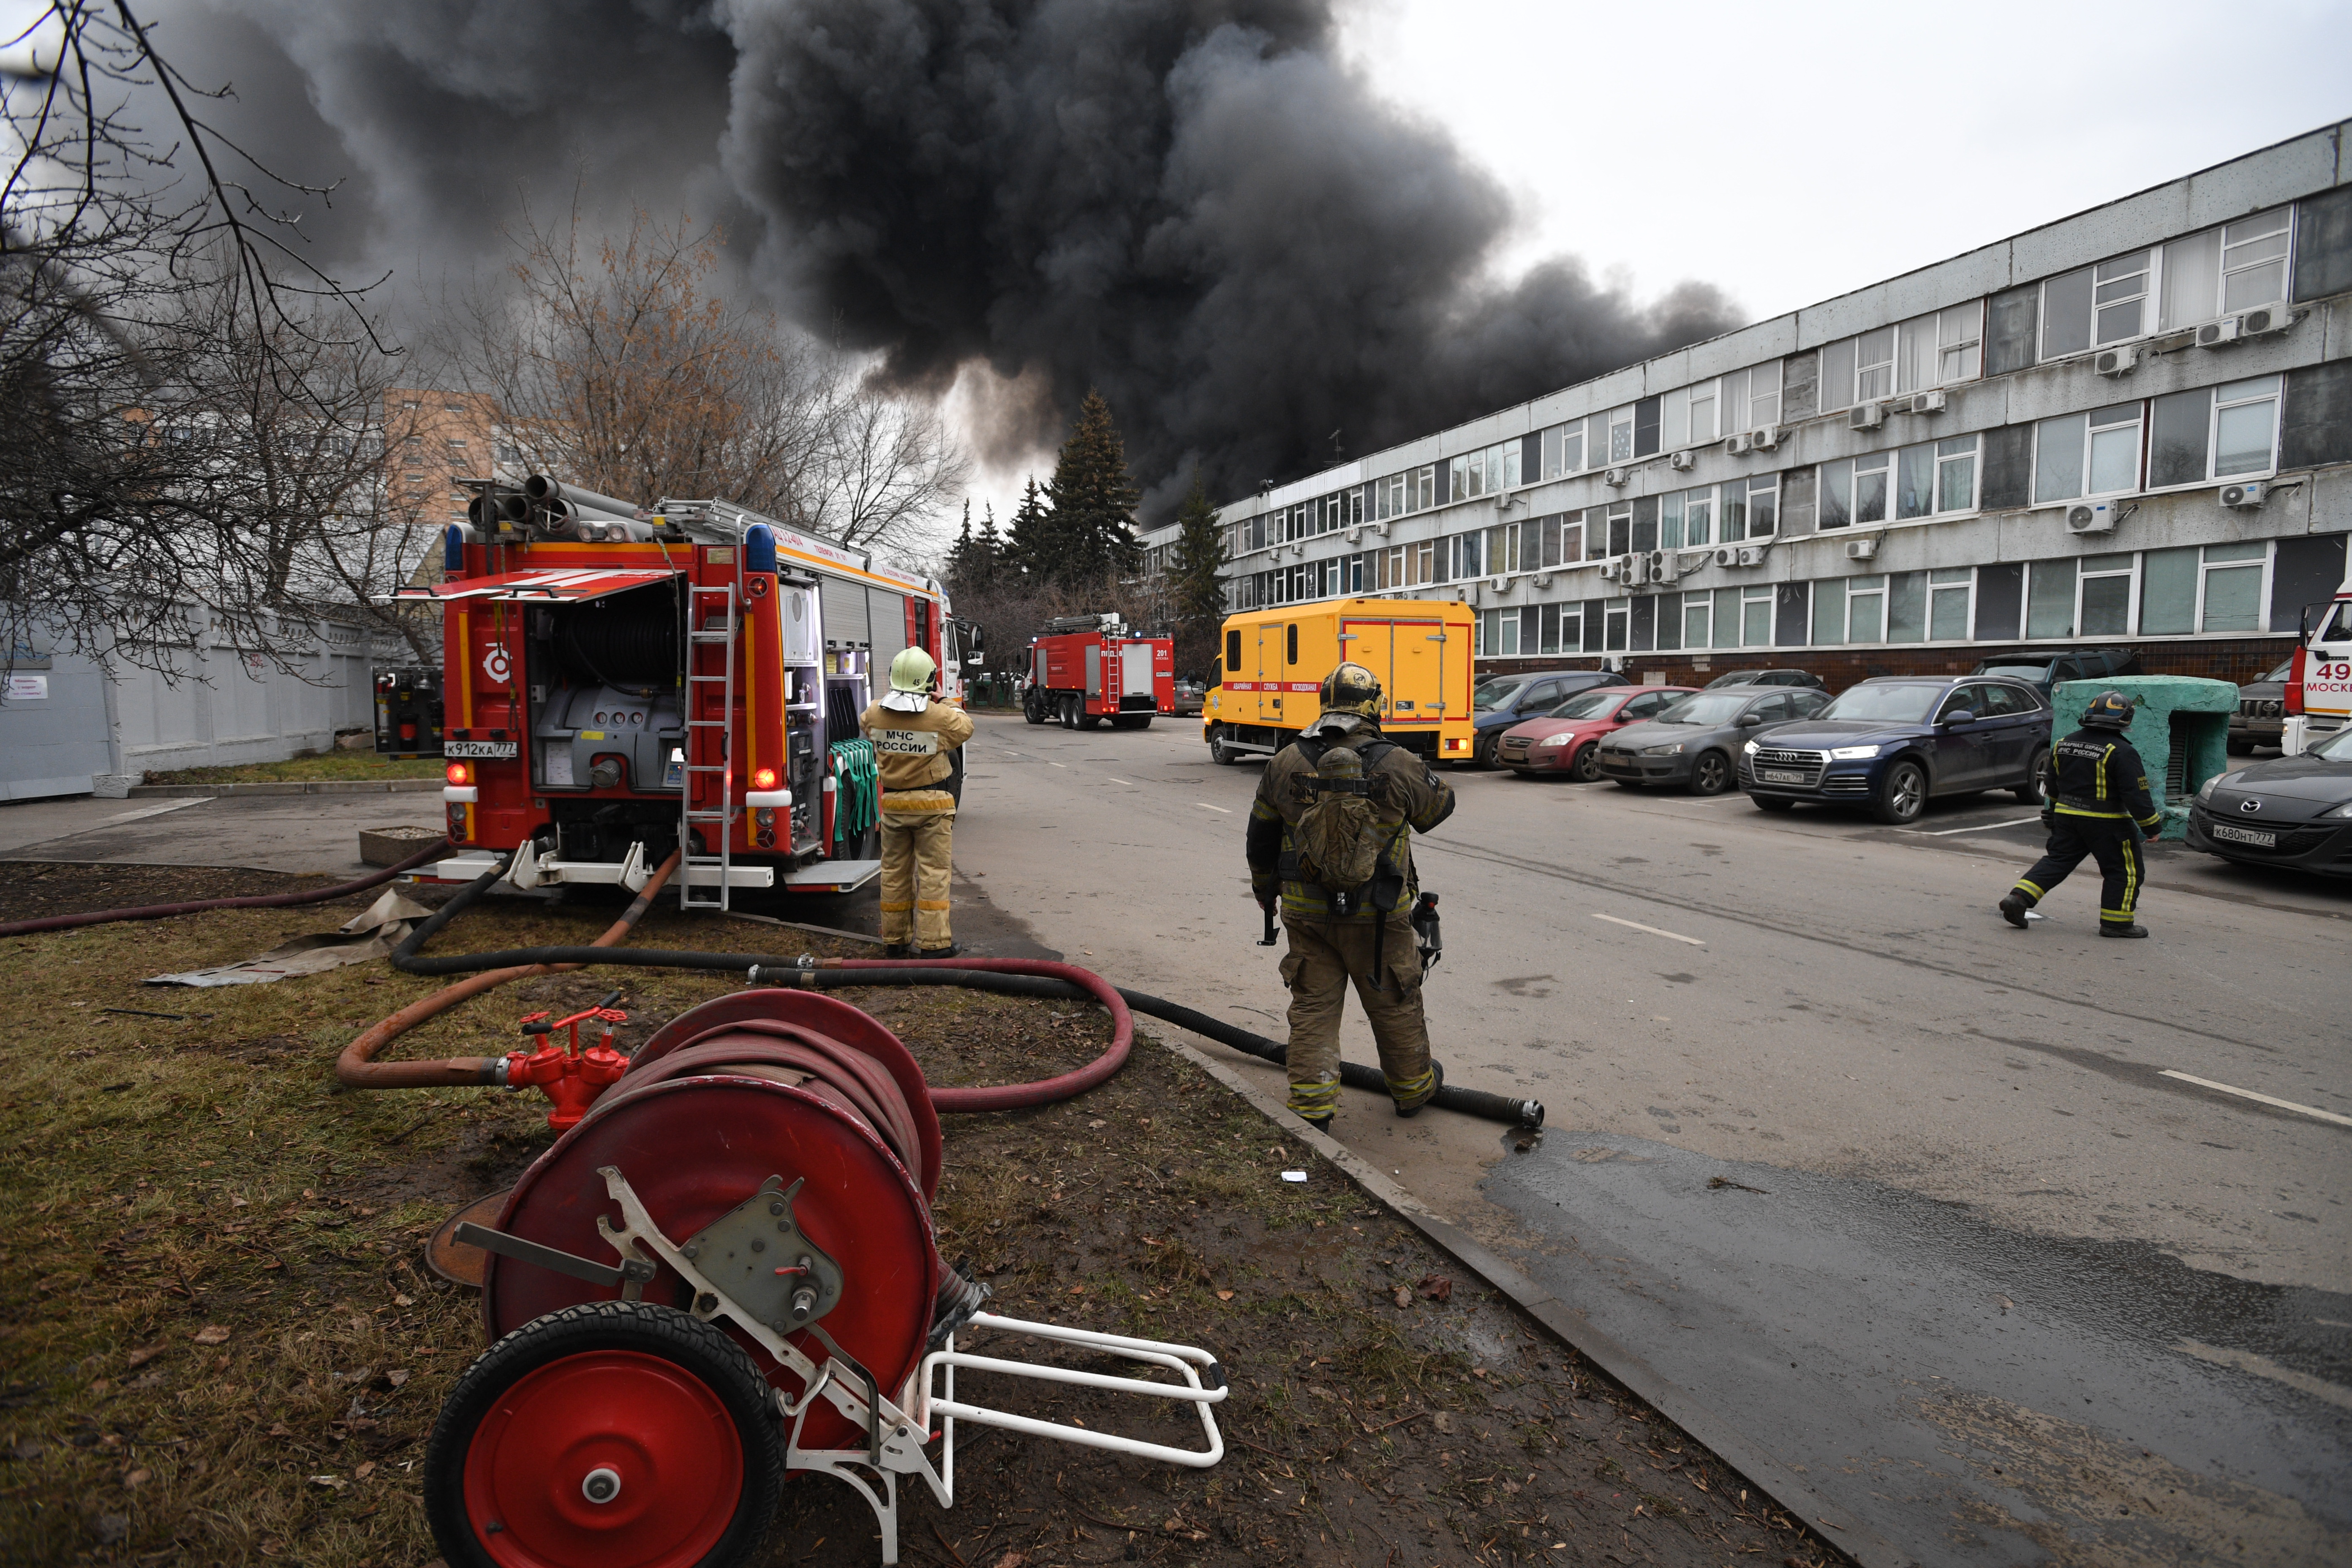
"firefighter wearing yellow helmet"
860,647,975,956
1245,662,1456,1128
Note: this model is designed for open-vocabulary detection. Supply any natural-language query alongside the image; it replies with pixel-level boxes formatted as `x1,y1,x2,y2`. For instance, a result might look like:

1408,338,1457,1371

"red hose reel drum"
482,991,943,1455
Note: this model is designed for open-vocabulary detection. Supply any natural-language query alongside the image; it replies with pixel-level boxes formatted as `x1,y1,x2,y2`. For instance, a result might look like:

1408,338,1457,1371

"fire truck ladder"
681,574,740,912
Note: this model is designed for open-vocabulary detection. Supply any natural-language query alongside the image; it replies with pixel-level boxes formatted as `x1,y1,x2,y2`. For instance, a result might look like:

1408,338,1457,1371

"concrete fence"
0,607,418,801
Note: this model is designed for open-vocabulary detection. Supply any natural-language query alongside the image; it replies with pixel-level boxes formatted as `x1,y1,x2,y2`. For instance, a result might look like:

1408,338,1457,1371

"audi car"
1497,684,1699,779
1736,675,2051,825
2186,725,2352,877
1596,686,1830,794
1702,668,1827,690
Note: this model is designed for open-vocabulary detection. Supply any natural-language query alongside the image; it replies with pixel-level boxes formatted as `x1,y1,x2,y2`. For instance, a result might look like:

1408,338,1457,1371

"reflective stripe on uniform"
2012,878,2044,901
1287,1073,1340,1118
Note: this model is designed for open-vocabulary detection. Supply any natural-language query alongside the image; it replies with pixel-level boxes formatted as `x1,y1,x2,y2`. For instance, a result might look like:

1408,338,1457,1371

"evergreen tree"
945,499,977,582
1005,475,1054,579
975,501,1004,574
1167,467,1229,678
1041,388,1142,586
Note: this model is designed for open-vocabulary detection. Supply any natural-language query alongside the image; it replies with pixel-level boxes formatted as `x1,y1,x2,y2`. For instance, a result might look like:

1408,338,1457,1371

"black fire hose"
388,883,1543,1128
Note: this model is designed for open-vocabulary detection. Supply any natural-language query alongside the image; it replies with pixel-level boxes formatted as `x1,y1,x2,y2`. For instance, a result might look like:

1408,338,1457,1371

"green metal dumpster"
2050,675,2237,840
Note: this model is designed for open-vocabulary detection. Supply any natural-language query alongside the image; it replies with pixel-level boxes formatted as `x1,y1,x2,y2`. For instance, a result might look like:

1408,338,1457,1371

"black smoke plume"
177,0,1739,512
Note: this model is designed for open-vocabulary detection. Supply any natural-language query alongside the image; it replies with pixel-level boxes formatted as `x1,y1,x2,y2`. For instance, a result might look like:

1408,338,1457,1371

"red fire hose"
0,837,455,939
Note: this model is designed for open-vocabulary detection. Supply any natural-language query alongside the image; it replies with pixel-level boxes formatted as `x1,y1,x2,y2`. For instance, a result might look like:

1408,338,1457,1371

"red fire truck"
388,481,975,908
1020,613,1174,729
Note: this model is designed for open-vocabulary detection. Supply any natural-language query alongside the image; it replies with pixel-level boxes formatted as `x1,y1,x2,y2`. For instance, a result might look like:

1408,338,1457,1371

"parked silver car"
1597,687,1830,795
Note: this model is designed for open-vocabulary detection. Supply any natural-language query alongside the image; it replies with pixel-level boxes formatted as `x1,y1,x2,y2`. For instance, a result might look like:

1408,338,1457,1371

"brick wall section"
1474,637,2296,695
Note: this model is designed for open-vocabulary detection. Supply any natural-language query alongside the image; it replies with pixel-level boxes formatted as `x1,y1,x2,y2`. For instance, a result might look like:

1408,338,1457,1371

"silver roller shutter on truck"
868,588,913,676
820,575,869,649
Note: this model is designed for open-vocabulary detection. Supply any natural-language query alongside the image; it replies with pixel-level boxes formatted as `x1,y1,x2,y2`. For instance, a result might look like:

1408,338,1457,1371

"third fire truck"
1021,613,1173,730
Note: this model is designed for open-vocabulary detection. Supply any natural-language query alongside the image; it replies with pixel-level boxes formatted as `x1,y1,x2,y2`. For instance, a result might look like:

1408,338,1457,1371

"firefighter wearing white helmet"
1245,661,1455,1128
860,647,975,957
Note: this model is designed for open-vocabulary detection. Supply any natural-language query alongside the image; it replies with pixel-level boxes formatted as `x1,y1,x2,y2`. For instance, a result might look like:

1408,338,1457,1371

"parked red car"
1498,685,1700,780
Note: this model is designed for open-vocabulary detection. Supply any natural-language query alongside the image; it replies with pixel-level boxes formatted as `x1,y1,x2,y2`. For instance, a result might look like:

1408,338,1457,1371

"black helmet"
2081,690,2135,730
1318,661,1383,719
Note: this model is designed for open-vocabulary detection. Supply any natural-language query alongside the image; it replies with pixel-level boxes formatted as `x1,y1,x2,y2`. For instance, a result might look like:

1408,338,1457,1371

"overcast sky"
1342,0,2352,328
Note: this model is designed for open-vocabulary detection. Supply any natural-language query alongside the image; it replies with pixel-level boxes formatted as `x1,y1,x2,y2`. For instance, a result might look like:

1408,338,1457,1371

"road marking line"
1906,816,2042,836
2174,1339,2352,1411
1590,913,1705,947
2159,1070,2352,1128
1049,761,1066,768
1105,777,1134,786
101,798,208,825
1195,802,1232,814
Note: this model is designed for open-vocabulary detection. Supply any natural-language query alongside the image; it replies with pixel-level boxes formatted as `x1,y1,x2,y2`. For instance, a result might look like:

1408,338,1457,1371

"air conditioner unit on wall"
1603,466,1630,487
1600,556,1627,583
1725,433,1753,456
2065,501,2118,534
1627,553,1652,586
1532,571,1553,588
1650,550,1678,584
1846,536,1879,561
1749,426,1781,451
1712,546,1739,568
1669,449,1696,471
1345,524,1362,543
2197,318,2243,348
1489,574,1509,592
1371,520,1390,536
1737,545,1768,566
2095,345,2139,376
1905,389,1947,414
2239,303,2295,337
2219,481,2268,509
1849,401,1886,431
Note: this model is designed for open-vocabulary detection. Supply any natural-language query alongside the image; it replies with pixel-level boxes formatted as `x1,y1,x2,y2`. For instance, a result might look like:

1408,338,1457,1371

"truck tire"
1023,689,1048,725
1208,726,1237,765
1059,695,1078,728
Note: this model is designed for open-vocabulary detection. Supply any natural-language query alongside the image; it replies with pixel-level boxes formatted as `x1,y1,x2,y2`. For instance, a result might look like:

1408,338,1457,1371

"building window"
2042,252,2157,359
1818,452,1891,529
1663,381,1718,450
1854,327,1896,403
2147,375,2281,489
2027,558,2077,639
1603,600,1629,651
1601,506,1631,558
1541,422,1587,479
2033,403,2142,505
1538,602,1583,654
1534,512,1583,567
1608,407,1633,464
1480,608,1523,656
1887,568,1974,642
1661,488,1710,549
1680,591,1711,650
2138,542,2268,634
1936,303,1982,383
2077,552,2135,637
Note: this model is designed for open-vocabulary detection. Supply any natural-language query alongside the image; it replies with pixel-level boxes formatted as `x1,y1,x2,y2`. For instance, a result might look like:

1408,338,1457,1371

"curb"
127,779,443,798
1143,1026,1916,1568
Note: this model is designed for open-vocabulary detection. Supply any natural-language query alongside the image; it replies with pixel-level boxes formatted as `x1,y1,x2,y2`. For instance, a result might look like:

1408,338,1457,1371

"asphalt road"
950,711,2350,1567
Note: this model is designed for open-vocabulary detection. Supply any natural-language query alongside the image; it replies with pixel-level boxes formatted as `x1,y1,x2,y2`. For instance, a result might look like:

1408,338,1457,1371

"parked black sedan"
2186,726,2352,876
1597,686,1830,794
1736,676,2051,825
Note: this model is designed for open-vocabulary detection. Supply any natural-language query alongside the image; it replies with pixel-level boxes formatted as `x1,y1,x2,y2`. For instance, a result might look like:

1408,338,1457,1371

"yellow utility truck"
1201,598,1476,765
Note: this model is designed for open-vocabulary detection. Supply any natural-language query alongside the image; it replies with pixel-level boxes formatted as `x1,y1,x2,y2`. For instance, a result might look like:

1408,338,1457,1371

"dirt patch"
0,861,353,924
0,871,1838,1566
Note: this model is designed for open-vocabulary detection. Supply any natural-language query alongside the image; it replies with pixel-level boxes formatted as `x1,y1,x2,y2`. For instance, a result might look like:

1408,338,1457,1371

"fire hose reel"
424,989,1228,1568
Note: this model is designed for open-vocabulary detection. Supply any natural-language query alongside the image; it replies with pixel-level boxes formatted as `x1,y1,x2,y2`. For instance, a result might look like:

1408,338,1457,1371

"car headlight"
2325,799,2352,819
1643,743,1684,756
1742,739,1759,757
2196,769,2245,803
1828,744,1880,760
1541,732,1576,747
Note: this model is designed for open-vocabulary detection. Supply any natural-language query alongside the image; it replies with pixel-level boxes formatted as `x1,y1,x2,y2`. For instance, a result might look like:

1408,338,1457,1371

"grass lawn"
0,873,1833,1567
140,753,445,786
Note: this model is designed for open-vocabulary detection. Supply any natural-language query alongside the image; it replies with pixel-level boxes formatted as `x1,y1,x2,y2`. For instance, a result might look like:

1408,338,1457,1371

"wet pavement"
1483,1130,2351,1565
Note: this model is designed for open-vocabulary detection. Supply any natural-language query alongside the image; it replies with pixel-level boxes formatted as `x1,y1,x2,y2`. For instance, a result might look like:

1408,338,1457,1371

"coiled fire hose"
0,837,455,939
346,853,1541,1127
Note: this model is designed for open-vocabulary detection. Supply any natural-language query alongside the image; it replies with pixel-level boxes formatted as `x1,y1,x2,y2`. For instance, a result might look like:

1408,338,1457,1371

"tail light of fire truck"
445,762,471,786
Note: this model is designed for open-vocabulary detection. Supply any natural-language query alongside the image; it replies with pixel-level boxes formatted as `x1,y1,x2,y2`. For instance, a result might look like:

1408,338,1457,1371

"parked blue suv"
1736,676,2052,825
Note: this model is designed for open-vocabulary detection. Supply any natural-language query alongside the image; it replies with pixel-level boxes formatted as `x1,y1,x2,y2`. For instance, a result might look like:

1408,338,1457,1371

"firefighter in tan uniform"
861,648,975,958
1246,662,1455,1128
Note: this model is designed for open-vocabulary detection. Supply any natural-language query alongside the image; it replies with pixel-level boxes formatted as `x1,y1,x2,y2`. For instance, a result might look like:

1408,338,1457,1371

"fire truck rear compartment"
523,584,689,857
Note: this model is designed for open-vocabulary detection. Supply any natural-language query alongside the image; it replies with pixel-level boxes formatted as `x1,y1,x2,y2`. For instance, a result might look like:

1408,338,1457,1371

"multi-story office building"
1210,121,2352,687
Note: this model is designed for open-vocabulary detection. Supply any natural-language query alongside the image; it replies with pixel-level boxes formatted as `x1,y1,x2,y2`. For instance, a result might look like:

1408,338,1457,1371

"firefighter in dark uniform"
2001,690,2161,937
1246,662,1456,1128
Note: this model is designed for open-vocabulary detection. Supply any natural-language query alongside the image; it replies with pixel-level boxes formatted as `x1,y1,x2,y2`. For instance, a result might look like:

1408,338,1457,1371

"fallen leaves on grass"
1418,1273,1454,1302
191,1324,230,1345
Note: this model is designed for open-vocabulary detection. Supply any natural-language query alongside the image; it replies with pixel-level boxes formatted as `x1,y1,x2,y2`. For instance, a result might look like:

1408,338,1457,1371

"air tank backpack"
1284,740,1408,921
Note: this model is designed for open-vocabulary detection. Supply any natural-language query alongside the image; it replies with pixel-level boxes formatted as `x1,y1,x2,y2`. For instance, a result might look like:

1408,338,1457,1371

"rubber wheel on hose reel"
425,1301,782,1568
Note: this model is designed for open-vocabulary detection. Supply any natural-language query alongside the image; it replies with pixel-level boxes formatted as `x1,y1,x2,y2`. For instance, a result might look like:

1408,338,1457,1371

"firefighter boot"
1998,891,2034,928
1392,1060,1444,1118
2099,923,2150,938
